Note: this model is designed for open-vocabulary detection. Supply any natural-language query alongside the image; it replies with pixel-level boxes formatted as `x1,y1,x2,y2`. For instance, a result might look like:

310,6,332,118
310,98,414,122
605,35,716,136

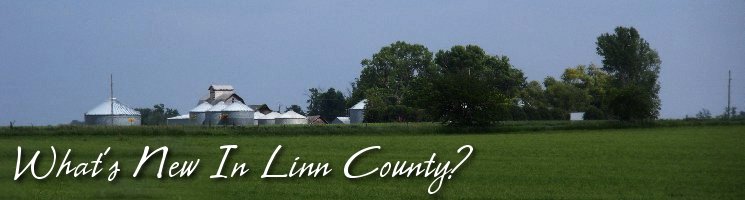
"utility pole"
727,70,732,120
111,74,114,125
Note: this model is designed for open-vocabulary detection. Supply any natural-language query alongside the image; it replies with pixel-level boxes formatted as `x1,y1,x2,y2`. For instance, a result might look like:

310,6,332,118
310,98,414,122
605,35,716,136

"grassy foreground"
0,125,743,199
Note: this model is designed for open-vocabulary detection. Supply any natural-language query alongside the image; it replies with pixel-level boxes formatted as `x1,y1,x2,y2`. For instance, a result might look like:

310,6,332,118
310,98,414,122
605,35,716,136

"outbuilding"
331,117,350,124
570,112,585,121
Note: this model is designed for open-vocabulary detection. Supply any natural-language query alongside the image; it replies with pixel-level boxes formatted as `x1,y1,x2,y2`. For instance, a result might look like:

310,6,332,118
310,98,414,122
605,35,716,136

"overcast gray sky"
1,0,744,125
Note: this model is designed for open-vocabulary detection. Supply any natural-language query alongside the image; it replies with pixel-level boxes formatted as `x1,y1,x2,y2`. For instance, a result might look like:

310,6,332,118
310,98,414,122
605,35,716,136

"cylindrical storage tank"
205,101,228,126
257,112,280,125
189,102,213,125
253,112,266,125
349,99,367,124
275,110,308,125
84,98,141,126
167,114,191,125
222,102,254,126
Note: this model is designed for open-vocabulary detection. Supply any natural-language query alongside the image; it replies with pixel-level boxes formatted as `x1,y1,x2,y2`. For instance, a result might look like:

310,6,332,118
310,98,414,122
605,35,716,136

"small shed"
306,115,327,125
331,117,350,124
570,112,585,121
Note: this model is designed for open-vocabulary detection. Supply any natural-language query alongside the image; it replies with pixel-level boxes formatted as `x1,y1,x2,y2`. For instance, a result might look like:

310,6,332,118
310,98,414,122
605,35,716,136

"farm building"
189,101,213,125
167,114,191,125
331,117,350,124
248,104,273,114
276,110,308,125
223,102,254,126
306,115,327,125
349,99,367,124
206,101,228,125
257,112,281,125
253,112,266,125
570,112,585,121
84,98,141,126
198,85,245,105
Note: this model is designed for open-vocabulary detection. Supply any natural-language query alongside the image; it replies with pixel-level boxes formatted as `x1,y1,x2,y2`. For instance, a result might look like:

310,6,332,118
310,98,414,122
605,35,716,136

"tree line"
307,26,663,125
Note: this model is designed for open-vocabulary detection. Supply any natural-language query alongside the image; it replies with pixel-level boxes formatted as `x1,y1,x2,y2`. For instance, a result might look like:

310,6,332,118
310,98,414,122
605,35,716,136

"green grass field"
0,124,743,199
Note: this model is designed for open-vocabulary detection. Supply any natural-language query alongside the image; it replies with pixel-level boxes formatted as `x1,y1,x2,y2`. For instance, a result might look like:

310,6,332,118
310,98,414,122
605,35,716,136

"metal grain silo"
205,101,228,126
84,98,141,126
189,101,213,125
257,112,280,125
222,102,254,126
349,99,366,124
275,110,308,125
253,112,266,125
167,114,191,125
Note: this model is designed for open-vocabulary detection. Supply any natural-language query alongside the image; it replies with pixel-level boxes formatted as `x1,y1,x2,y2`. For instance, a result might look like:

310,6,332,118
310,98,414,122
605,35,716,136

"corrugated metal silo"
205,101,228,126
189,102,213,125
349,99,366,124
84,98,141,126
222,102,254,126
275,110,308,125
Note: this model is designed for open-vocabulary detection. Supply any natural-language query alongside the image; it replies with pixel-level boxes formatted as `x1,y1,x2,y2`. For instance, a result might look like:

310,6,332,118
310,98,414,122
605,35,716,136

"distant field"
0,124,743,199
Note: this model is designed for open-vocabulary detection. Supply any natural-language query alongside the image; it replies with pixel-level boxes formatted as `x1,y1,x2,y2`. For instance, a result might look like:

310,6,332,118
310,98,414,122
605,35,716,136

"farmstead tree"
596,26,661,120
426,45,526,126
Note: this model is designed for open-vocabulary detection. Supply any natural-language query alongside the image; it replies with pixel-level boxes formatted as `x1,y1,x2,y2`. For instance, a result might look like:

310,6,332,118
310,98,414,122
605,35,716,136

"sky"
1,0,744,125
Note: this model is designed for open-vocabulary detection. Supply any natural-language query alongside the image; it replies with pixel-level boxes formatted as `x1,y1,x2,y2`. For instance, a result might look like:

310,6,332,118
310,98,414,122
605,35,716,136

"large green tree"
596,26,661,120
350,41,435,122
136,104,179,125
306,87,347,122
426,45,526,126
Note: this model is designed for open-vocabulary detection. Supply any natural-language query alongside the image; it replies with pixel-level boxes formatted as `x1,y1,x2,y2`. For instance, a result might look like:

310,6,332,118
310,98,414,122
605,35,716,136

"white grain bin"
349,99,367,124
256,112,280,125
222,102,254,126
570,112,585,121
275,110,308,125
331,117,350,124
253,112,266,125
205,101,228,125
189,102,213,125
167,114,191,125
84,98,141,126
